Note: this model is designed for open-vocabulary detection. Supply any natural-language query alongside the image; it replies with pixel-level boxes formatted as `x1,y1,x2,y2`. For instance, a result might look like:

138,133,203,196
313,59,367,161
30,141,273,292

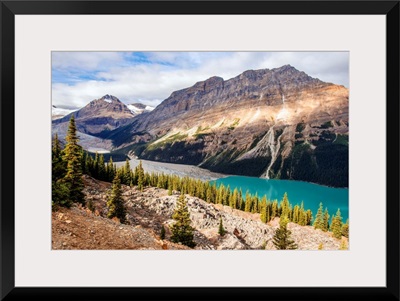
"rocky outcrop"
77,175,347,250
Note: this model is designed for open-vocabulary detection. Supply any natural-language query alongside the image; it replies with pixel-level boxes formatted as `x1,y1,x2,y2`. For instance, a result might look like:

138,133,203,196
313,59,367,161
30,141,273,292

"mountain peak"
273,64,297,72
101,94,119,103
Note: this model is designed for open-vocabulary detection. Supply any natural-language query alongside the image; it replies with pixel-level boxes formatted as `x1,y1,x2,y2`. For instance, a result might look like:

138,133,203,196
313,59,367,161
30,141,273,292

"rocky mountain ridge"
101,65,349,187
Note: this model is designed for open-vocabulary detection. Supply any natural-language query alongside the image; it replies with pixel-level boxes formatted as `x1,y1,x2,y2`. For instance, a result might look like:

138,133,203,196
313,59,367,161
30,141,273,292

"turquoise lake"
210,176,349,222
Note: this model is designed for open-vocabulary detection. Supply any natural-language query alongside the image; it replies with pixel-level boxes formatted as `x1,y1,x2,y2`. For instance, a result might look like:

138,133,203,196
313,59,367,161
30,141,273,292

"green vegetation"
52,134,71,208
160,225,166,240
330,209,343,239
52,115,85,209
342,219,349,238
146,132,188,151
333,134,349,146
318,121,333,129
141,140,206,165
218,218,226,236
272,217,298,250
296,122,306,133
227,118,240,130
106,174,127,223
170,193,196,248
279,139,348,188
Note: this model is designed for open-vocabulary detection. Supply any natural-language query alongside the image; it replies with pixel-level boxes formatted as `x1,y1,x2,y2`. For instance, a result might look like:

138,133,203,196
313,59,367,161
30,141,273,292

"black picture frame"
1,1,399,300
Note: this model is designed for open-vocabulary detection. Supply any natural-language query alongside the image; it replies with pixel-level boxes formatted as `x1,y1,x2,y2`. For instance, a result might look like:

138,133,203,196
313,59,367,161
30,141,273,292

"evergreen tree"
298,202,306,226
206,186,213,203
339,239,348,250
306,209,313,226
52,180,71,209
218,217,226,236
62,115,85,204
266,205,271,223
168,179,173,196
52,134,67,181
160,225,166,240
318,243,323,250
170,193,196,248
244,191,252,212
313,202,325,230
330,208,343,239
93,152,99,178
271,200,278,218
98,154,105,180
272,217,298,250
106,174,126,223
136,160,145,191
280,192,290,220
293,205,300,224
342,219,349,238
123,159,131,185
323,208,330,232
260,196,267,223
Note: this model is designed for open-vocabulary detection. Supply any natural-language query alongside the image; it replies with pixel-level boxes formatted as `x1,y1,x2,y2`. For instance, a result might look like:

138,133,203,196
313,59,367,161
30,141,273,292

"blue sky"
52,51,349,109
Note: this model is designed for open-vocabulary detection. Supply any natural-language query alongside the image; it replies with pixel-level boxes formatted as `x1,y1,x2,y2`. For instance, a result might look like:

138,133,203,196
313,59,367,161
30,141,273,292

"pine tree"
340,239,348,250
218,217,226,236
306,209,313,226
292,205,300,224
330,208,343,239
272,217,298,250
266,205,271,223
52,134,67,181
318,243,323,250
170,193,196,248
323,208,330,232
260,196,267,223
160,225,166,240
271,200,278,218
342,219,349,238
62,115,85,204
168,180,173,196
124,159,131,185
136,160,145,191
98,154,105,180
313,202,324,230
280,192,290,220
244,191,252,212
298,202,306,226
106,174,126,223
52,180,71,209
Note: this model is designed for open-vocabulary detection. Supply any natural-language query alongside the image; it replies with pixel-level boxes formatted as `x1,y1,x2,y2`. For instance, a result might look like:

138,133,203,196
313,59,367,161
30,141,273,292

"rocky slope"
52,175,348,250
103,65,349,187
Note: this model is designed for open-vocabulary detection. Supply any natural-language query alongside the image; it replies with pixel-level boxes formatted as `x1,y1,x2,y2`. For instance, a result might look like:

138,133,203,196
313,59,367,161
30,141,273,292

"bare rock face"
105,65,349,187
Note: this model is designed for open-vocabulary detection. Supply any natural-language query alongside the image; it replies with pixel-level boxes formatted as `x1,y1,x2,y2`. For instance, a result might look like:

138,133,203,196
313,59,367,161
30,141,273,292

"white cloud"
52,52,124,70
52,52,349,109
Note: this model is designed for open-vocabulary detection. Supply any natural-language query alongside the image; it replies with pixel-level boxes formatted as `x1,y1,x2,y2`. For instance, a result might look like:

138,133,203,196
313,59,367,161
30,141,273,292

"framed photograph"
1,1,399,300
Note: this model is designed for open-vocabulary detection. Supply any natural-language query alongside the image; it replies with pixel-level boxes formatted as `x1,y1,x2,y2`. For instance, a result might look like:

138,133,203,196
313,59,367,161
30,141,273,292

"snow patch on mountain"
52,106,77,119
127,103,155,115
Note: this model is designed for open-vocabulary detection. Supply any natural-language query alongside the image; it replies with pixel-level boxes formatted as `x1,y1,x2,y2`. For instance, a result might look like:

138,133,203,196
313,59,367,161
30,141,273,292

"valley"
51,54,350,251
